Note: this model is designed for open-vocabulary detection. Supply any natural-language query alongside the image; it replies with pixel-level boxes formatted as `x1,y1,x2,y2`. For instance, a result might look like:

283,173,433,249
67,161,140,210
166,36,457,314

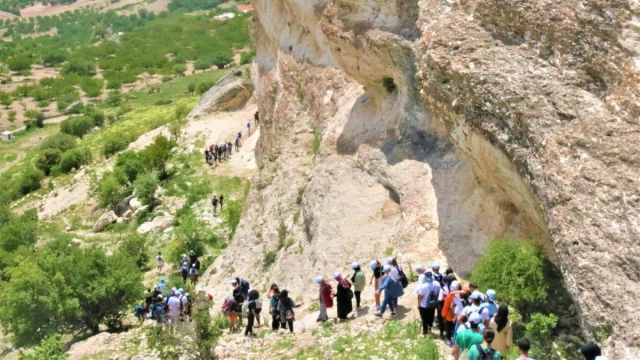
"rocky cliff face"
203,1,640,357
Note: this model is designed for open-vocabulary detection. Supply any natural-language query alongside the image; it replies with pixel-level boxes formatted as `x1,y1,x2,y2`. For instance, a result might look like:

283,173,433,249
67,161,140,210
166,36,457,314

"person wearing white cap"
167,290,181,322
375,265,404,318
452,312,484,359
314,276,333,322
369,260,383,310
333,273,353,320
414,264,426,284
481,289,498,319
416,271,441,335
350,263,366,309
462,291,490,327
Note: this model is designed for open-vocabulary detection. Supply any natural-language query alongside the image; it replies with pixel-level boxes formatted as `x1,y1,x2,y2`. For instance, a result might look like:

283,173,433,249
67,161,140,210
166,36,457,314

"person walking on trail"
466,329,501,360
414,264,427,285
442,280,460,343
268,284,281,331
517,338,535,360
167,293,181,322
156,252,165,275
350,263,366,309
375,266,404,318
333,273,353,320
369,260,383,311
276,289,298,333
180,261,189,284
314,276,333,322
254,111,259,126
452,312,484,360
431,263,448,339
189,264,198,286
489,304,513,357
417,270,442,335
157,278,166,294
482,289,499,319
227,142,233,156
235,133,241,151
463,291,491,327
232,277,251,300
247,120,252,135
222,295,239,332
219,194,224,210
211,195,218,215
244,289,260,337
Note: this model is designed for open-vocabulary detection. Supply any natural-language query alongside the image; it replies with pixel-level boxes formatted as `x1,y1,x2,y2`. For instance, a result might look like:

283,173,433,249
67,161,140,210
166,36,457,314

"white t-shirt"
438,283,449,301
462,304,490,322
167,297,181,317
453,296,464,315
156,255,164,265
416,281,442,308
180,295,189,310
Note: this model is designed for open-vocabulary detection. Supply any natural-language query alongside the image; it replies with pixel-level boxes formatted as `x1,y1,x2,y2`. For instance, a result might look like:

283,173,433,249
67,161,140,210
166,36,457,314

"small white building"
213,13,236,21
1,131,13,142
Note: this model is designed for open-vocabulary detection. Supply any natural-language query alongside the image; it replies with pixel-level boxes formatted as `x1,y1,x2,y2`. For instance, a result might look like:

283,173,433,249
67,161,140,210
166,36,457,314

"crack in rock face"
200,1,640,358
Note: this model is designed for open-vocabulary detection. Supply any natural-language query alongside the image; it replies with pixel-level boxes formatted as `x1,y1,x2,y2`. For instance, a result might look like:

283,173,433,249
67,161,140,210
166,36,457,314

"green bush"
142,135,176,179
18,334,68,360
6,55,32,72
18,168,45,195
154,98,173,106
59,148,92,173
82,106,105,126
471,238,547,313
134,173,159,207
119,234,149,270
103,135,131,158
36,148,63,175
40,133,77,153
60,116,94,139
61,60,96,77
97,171,130,209
525,313,558,359
115,151,147,183
263,250,277,268
196,81,213,95
167,214,212,266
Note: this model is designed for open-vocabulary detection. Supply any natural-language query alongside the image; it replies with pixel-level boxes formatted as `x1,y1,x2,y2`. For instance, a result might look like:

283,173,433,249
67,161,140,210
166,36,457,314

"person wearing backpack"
189,264,198,286
180,261,189,284
154,295,167,323
466,329,501,360
315,276,333,322
232,278,250,300
369,260,383,311
333,273,353,320
375,266,404,318
156,252,165,275
431,263,448,339
244,289,260,337
222,295,239,332
452,312,484,360
276,289,297,333
268,284,281,331
350,263,366,309
416,271,442,335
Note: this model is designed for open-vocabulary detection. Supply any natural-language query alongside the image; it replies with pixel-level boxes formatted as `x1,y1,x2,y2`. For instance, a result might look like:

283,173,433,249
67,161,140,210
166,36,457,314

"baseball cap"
351,262,359,270
386,257,394,264
382,265,391,273
470,290,483,300
486,289,496,302
425,271,433,281
314,276,324,284
469,312,482,324
230,279,238,285
370,260,378,270
414,264,425,273
431,262,440,270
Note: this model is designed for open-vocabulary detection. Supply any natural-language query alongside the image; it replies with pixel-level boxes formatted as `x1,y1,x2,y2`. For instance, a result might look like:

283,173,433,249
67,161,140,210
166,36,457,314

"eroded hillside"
199,0,640,358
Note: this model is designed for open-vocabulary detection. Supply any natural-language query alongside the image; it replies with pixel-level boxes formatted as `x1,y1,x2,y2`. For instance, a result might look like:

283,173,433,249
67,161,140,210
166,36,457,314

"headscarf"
389,267,400,282
495,304,509,332
580,343,602,360
334,273,350,288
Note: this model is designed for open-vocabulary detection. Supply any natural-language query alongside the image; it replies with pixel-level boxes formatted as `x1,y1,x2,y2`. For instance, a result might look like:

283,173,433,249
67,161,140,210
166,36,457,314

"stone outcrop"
137,215,174,234
93,210,117,232
200,0,639,357
188,70,254,118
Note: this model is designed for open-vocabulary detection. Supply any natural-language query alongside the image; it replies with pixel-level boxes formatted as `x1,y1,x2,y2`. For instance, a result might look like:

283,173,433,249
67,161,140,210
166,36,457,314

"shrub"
194,58,213,71
98,171,130,209
471,238,547,313
36,148,63,176
18,168,45,195
61,60,96,76
59,148,92,173
187,82,196,94
119,234,149,270
40,133,77,153
115,151,147,183
240,51,254,65
167,214,213,267
525,313,559,359
154,99,173,106
106,90,122,107
60,116,94,139
142,135,176,179
82,106,105,126
7,110,16,123
196,81,213,95
18,334,68,360
134,173,159,207
103,135,131,158
263,250,277,268
6,55,32,72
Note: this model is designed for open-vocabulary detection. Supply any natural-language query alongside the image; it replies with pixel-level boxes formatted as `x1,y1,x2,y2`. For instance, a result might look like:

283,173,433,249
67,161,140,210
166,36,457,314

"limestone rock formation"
201,0,639,357
93,210,117,232
137,215,174,234
188,70,254,118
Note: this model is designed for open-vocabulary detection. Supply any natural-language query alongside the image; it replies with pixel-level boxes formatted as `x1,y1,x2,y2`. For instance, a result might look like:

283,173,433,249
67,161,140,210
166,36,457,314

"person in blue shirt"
375,266,404,318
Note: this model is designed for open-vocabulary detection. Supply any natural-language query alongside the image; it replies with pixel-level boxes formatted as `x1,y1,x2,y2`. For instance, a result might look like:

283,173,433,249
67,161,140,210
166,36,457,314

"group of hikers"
203,111,259,166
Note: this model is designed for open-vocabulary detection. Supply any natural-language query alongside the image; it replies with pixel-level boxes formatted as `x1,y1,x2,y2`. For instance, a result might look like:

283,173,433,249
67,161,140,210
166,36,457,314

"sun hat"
382,265,391,273
333,273,341,280
414,264,425,273
386,257,394,265
431,262,440,270
314,276,324,284
486,289,496,302
350,262,359,270
370,260,378,270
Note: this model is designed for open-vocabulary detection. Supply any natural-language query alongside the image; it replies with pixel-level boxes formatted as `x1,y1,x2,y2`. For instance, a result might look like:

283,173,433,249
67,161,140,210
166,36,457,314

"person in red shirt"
314,276,333,322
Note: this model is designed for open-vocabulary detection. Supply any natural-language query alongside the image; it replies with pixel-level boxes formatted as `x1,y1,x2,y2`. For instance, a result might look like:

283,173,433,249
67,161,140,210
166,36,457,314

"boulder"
129,197,142,211
122,209,133,219
137,216,174,234
93,210,117,232
114,195,134,216
187,70,253,118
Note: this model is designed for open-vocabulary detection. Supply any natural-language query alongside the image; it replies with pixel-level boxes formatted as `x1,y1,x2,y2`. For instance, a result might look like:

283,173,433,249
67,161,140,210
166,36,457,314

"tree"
119,234,149,270
25,109,44,129
196,81,214,95
36,148,63,175
187,82,196,94
168,119,185,142
173,64,187,76
211,50,233,69
60,116,94,139
98,171,129,209
59,148,92,173
115,151,146,183
167,214,211,267
40,133,77,153
142,135,176,179
194,58,212,71
103,135,130,158
134,173,159,207
18,168,44,195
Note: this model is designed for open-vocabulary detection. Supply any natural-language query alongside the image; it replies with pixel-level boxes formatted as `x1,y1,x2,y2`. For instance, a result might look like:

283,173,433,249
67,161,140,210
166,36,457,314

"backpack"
475,344,496,360
285,306,295,320
189,268,198,276
154,304,167,322
181,264,188,273
242,300,254,317
240,279,250,296
399,270,409,288
425,286,439,310
134,305,145,318
222,296,235,316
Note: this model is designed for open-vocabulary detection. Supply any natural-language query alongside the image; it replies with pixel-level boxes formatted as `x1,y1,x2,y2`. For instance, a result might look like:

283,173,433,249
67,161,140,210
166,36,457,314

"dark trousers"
436,300,445,335
354,291,362,307
419,307,436,335
281,319,294,333
245,313,254,335
271,315,279,331
444,320,455,341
